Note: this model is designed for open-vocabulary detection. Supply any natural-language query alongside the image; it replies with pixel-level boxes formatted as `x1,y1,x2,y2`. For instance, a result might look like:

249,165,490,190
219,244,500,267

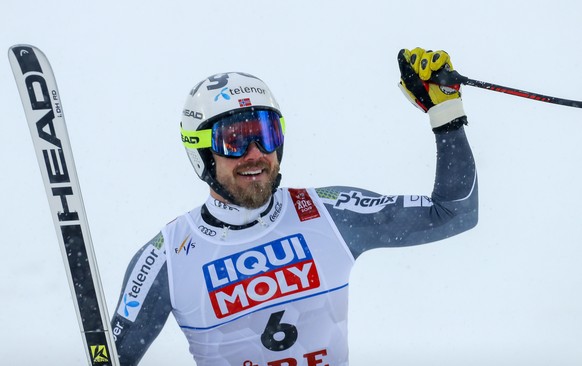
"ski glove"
398,47,466,128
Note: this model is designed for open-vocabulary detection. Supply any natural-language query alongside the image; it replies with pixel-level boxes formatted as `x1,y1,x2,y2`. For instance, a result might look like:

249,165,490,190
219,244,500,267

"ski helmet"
180,72,284,204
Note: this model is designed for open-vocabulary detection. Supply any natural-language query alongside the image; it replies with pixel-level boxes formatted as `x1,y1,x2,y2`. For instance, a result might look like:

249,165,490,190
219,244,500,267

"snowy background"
1,1,581,365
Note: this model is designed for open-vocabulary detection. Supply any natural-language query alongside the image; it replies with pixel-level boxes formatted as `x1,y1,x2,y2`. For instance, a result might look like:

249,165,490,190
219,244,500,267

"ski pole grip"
430,69,469,86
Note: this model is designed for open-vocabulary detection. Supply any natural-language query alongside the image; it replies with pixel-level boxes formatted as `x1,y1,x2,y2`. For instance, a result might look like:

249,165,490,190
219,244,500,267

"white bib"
162,188,355,366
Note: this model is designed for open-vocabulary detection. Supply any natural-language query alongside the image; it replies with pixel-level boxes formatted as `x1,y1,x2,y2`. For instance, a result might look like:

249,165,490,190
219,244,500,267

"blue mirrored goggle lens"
211,110,284,157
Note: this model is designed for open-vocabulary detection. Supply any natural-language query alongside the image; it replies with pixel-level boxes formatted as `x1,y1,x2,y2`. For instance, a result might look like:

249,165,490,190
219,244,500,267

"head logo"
182,134,200,145
183,109,203,119
214,87,231,101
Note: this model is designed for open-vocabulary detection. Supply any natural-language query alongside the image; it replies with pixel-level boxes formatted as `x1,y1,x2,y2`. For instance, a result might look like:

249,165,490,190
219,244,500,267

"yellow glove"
398,47,466,128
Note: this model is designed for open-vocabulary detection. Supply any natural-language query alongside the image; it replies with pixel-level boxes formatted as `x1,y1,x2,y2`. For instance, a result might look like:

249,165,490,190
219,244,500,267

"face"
212,142,280,209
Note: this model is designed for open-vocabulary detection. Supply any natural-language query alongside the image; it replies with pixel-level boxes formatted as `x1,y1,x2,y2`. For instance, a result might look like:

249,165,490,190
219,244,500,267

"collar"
202,191,280,230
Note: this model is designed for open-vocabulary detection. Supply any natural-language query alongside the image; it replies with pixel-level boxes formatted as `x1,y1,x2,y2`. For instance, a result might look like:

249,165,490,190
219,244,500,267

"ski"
8,45,119,366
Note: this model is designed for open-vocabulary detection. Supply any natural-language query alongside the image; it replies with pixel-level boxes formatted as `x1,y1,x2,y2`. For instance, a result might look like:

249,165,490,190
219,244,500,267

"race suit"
111,122,478,365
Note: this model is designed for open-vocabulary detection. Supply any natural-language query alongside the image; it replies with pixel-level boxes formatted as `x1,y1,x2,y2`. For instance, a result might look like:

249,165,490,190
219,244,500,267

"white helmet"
180,72,284,203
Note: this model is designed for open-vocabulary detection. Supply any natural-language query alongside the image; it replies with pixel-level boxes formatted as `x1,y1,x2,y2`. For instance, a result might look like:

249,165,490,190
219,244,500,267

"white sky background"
1,1,581,365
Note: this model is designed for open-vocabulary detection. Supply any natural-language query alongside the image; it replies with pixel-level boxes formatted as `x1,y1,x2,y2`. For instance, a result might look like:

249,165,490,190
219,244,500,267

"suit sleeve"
318,119,478,259
110,232,172,366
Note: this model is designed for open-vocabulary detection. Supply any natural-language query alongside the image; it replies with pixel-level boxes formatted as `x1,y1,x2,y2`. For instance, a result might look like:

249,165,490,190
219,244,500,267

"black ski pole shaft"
431,69,582,109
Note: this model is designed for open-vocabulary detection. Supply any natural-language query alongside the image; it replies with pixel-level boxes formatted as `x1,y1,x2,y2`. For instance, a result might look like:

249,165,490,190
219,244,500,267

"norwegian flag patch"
238,98,252,107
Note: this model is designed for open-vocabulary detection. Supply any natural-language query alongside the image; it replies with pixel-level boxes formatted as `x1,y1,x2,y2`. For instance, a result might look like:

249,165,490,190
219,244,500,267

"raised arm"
318,48,478,258
318,120,476,258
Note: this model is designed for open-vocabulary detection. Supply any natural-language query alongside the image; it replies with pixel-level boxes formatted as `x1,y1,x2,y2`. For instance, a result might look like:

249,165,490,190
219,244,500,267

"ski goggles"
181,109,285,158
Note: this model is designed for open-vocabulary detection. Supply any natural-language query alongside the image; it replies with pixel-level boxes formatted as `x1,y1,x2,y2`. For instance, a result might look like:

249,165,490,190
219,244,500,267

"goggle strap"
181,128,212,149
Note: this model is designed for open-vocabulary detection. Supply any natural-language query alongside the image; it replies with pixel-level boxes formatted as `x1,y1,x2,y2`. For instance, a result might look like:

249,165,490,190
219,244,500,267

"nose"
242,141,263,159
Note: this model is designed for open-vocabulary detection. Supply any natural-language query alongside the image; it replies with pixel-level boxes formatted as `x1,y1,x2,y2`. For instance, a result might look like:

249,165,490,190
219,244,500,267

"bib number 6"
261,311,298,351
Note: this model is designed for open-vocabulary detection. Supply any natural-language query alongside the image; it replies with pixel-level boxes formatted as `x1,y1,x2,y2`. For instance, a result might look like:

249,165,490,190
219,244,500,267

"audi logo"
198,225,217,236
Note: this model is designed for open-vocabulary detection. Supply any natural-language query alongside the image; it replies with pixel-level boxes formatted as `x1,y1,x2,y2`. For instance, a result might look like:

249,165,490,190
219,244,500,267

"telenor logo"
116,245,165,322
214,87,230,101
122,294,139,317
213,85,266,102
203,234,320,318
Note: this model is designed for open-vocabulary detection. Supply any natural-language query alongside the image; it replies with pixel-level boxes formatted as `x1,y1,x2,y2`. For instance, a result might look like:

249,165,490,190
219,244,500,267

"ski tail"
8,45,119,366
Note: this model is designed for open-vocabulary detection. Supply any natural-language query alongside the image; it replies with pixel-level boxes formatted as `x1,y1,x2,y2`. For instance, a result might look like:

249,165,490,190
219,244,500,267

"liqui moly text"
203,234,320,318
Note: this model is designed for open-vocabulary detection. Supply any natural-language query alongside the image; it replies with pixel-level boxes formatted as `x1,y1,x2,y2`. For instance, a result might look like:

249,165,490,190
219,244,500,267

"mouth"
235,164,269,180
238,168,264,177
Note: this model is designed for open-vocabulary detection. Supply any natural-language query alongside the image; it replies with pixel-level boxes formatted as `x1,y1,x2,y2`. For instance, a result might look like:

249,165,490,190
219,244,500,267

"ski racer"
111,47,478,365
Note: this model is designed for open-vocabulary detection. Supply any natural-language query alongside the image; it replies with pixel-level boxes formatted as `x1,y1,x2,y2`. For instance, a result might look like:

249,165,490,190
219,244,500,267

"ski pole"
431,69,582,109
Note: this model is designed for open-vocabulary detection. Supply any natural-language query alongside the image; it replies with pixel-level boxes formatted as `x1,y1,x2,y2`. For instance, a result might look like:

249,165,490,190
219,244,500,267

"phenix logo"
203,234,320,318
333,191,397,214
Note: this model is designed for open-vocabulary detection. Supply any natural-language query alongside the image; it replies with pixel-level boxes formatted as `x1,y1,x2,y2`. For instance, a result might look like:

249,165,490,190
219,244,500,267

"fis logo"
175,235,196,255
203,234,320,318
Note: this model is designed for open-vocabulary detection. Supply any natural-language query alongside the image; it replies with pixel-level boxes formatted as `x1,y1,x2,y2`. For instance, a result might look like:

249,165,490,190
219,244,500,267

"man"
111,47,478,365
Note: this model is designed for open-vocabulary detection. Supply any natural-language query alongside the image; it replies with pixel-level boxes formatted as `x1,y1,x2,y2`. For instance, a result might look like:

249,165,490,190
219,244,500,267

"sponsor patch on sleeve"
403,195,433,207
320,190,397,214
116,243,165,322
288,188,320,222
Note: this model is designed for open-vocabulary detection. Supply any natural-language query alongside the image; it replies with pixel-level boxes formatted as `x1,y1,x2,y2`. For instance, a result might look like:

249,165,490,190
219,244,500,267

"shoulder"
163,205,203,230
157,206,204,249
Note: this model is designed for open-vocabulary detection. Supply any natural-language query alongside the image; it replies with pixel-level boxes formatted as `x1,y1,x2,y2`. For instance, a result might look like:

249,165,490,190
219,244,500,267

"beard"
216,159,280,209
